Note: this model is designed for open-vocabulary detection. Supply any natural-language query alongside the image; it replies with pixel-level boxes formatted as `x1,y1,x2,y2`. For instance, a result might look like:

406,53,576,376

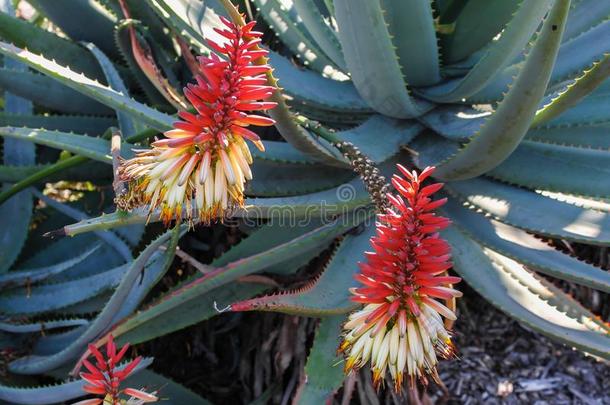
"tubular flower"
339,165,462,391
74,335,158,405
119,16,276,224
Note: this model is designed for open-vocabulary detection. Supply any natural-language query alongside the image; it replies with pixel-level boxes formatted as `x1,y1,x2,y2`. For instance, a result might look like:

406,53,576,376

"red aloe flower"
339,165,462,391
119,16,276,224
74,335,158,405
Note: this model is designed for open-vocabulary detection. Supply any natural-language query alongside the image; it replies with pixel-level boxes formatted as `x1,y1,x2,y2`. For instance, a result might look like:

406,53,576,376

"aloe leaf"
252,0,342,75
441,0,520,64
535,82,610,128
21,234,125,282
269,51,369,113
488,140,610,197
0,113,115,136
29,0,119,58
562,0,610,41
83,42,140,136
336,115,422,163
0,1,35,274
251,140,316,164
0,264,126,315
430,0,570,180
421,0,553,102
444,227,610,359
34,191,132,262
446,177,610,245
0,164,51,183
0,358,153,405
144,0,224,53
333,0,433,118
8,227,182,374
474,18,610,104
114,20,176,109
115,282,267,345
293,315,345,404
125,369,213,405
0,41,175,131
443,198,610,292
292,0,346,70
110,219,357,344
115,221,338,343
0,68,112,114
0,319,88,333
380,0,440,86
0,243,100,288
0,127,133,163
59,176,369,234
230,222,374,316
247,161,353,197
419,105,489,141
533,54,610,127
526,125,610,149
0,12,102,77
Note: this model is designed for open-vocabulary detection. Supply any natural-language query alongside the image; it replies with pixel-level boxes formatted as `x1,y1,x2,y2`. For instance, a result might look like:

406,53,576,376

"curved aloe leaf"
333,0,433,118
489,140,610,197
441,0,520,64
421,0,553,102
58,176,369,234
526,125,610,149
269,51,369,113
8,227,182,374
0,127,134,163
293,315,345,404
0,11,102,77
380,0,440,86
83,42,140,136
0,264,126,314
115,282,267,345
247,161,353,197
110,219,358,344
144,0,225,53
29,0,119,58
0,113,115,136
562,0,610,41
475,17,610,103
337,115,422,163
0,68,111,114
0,41,175,131
0,243,100,288
533,53,610,126
446,177,610,245
536,82,610,128
292,0,346,70
34,191,132,262
444,198,610,292
252,0,341,75
444,227,610,359
431,0,570,180
0,1,35,274
0,318,88,333
230,222,374,316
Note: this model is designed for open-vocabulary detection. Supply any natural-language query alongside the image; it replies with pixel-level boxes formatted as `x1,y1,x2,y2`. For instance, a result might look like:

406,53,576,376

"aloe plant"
0,0,609,403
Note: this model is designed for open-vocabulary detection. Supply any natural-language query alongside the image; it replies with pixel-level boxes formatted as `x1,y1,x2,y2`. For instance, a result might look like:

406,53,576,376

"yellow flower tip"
372,369,385,391
253,140,265,152
394,372,403,392
344,356,358,374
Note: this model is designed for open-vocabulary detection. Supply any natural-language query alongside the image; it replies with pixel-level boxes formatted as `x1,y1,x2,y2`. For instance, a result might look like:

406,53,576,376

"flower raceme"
74,335,158,405
119,17,276,224
339,165,462,391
